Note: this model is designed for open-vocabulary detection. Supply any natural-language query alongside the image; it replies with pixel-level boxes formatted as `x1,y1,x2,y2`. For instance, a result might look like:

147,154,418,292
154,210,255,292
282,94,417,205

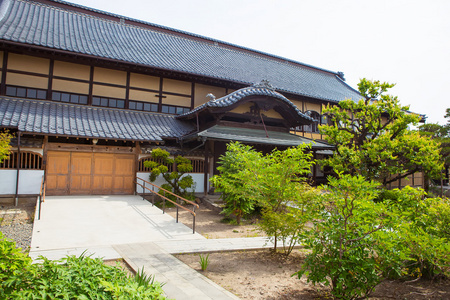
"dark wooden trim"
0,50,7,95
88,66,94,105
125,71,130,109
161,90,191,97
217,120,288,132
43,135,48,183
5,69,49,78
47,143,135,153
47,59,54,100
14,131,21,205
191,82,195,109
204,141,209,196
158,77,163,112
53,75,90,84
92,81,126,89
128,85,159,94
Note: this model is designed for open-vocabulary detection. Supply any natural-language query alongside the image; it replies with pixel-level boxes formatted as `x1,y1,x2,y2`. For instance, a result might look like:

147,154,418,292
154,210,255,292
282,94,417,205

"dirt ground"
169,203,450,300
165,204,264,239
3,202,449,299
0,204,35,226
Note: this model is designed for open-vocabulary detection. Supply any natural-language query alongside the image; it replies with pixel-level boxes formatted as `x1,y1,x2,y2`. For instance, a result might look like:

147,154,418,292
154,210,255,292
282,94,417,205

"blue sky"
68,0,450,125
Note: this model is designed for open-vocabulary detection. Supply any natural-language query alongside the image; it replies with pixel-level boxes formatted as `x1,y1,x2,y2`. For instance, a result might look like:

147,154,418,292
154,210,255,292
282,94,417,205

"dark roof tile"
0,0,361,103
0,96,195,141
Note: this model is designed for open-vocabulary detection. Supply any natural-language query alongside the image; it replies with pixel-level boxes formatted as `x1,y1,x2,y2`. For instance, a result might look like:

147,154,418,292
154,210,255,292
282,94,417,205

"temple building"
2,0,414,203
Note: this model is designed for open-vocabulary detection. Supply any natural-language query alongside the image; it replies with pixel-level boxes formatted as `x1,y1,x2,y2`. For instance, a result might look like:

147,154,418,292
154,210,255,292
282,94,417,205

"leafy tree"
419,108,450,185
210,142,261,224
0,130,12,163
143,148,195,201
296,175,408,299
252,145,319,255
320,79,443,187
211,142,319,255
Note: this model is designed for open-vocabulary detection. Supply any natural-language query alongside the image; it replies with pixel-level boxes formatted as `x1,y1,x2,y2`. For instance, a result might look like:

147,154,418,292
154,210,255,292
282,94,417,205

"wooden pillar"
312,150,317,186
1,51,8,95
135,141,141,195
203,141,209,196
14,131,21,206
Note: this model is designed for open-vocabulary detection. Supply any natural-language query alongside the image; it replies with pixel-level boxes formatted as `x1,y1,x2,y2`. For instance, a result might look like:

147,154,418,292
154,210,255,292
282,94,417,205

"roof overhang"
180,125,334,150
0,97,194,142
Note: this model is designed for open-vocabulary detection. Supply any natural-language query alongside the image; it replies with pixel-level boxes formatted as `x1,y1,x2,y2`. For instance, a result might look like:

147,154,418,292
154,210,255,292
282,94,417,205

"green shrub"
296,175,408,300
144,148,195,202
388,187,450,279
0,232,33,298
0,234,167,299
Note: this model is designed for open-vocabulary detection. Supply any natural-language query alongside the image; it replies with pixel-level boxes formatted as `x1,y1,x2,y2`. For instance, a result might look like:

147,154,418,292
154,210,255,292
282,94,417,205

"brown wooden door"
46,151,70,195
92,153,115,194
46,151,135,195
71,153,93,194
113,154,135,194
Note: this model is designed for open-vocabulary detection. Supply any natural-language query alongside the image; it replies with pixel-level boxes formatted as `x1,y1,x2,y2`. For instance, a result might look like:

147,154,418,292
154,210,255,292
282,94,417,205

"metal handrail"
37,175,46,220
135,177,199,234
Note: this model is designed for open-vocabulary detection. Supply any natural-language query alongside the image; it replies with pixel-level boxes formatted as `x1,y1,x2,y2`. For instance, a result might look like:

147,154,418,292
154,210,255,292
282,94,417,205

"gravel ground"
0,205,35,251
0,223,33,250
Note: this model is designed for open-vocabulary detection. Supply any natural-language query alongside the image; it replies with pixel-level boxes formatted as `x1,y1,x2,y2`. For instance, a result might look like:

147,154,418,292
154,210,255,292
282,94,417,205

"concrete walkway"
30,195,275,300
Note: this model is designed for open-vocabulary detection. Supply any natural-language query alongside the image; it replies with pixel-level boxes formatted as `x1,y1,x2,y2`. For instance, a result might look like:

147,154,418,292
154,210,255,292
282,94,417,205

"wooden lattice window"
189,159,205,173
138,156,204,173
138,157,174,172
0,151,43,170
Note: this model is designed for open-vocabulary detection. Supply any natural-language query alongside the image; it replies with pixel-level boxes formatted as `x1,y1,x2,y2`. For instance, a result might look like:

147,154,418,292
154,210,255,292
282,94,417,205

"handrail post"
143,179,146,201
152,185,155,205
162,190,166,213
133,177,199,234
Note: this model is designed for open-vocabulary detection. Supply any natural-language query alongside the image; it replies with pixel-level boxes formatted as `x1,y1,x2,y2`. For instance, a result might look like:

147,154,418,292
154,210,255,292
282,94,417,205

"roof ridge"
42,0,340,76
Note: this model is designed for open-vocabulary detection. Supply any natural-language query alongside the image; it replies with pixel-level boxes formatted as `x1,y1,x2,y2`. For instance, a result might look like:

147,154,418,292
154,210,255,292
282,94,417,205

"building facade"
0,0,422,203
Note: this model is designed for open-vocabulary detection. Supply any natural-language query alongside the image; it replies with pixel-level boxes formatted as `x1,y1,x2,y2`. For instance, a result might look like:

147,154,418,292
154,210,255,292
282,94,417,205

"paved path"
29,195,275,300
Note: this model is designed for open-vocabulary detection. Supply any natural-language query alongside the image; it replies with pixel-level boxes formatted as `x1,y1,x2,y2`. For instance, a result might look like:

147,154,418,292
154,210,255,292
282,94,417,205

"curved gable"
178,82,314,128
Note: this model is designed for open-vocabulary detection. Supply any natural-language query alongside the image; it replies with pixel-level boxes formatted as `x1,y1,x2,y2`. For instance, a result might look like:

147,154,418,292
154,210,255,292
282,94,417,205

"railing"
135,177,199,234
37,175,46,220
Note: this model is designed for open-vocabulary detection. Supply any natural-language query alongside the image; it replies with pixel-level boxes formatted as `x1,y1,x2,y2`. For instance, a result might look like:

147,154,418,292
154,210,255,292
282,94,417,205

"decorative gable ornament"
206,93,216,101
253,79,275,90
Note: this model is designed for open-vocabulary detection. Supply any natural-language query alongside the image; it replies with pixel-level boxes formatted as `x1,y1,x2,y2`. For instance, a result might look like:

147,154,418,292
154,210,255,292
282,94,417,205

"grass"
199,254,210,271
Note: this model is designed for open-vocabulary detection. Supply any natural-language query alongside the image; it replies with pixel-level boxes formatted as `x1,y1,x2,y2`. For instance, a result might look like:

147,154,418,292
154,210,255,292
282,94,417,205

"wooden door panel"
46,151,70,195
113,155,134,194
93,153,114,194
70,153,92,194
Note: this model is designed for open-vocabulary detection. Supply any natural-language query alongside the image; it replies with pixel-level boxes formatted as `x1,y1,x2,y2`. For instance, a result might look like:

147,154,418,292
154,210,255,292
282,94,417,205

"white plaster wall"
0,170,44,195
136,172,205,194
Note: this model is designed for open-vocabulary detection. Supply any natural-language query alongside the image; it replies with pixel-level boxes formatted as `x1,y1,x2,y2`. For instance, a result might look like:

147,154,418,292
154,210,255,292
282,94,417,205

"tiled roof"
181,125,334,149
0,97,194,141
0,0,361,103
178,82,314,124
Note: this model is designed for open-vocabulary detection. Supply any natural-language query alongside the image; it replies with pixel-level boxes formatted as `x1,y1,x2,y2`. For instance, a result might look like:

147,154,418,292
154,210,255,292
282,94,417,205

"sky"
67,0,450,125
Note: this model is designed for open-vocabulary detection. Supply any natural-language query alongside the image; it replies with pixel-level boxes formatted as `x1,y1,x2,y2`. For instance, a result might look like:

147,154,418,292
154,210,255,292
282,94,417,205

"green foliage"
320,78,443,187
0,232,33,298
144,148,195,201
198,254,210,271
419,109,450,184
210,142,262,224
252,145,319,256
0,130,12,164
296,175,407,300
387,187,450,279
0,235,167,299
212,142,319,256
